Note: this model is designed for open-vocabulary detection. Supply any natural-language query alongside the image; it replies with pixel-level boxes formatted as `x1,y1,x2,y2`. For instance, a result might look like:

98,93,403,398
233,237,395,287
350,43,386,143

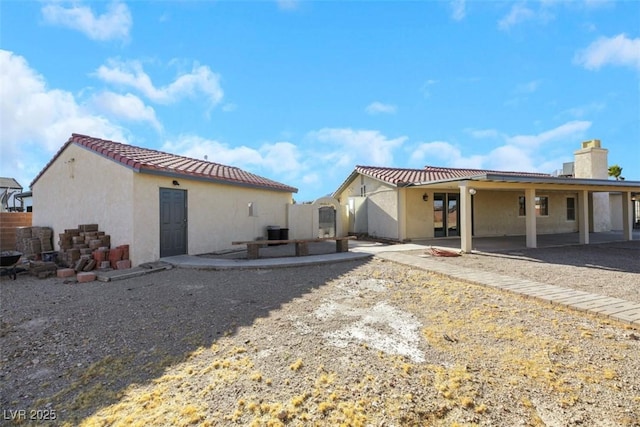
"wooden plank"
0,212,33,251
232,236,356,246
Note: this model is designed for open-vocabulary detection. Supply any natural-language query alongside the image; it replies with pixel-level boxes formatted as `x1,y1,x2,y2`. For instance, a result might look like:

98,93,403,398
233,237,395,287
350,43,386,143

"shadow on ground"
0,259,368,424
467,240,640,274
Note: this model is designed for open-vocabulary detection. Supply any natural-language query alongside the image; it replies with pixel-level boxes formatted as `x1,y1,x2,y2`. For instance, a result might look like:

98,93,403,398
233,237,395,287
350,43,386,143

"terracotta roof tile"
354,165,551,185
31,134,297,193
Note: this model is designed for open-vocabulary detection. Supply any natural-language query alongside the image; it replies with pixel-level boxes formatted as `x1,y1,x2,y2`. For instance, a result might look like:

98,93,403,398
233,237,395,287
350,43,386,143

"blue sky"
1,0,639,202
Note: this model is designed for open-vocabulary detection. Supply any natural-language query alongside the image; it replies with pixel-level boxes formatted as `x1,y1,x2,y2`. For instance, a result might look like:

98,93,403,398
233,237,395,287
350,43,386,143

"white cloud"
95,59,224,106
450,0,466,21
0,50,126,188
309,128,407,166
484,145,537,171
365,102,397,115
162,136,261,167
420,79,438,98
410,141,462,165
409,141,485,169
574,34,640,71
506,120,591,147
222,103,237,112
498,4,536,30
41,1,132,42
277,0,299,10
515,80,541,94
558,102,605,119
90,92,162,131
162,136,302,176
261,142,303,173
467,128,501,139
409,120,592,174
582,0,613,9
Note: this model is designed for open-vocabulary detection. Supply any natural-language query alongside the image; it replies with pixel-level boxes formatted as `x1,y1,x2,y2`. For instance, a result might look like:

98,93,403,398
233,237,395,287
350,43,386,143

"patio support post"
459,182,473,253
578,190,589,244
525,188,537,248
397,187,407,241
622,191,633,241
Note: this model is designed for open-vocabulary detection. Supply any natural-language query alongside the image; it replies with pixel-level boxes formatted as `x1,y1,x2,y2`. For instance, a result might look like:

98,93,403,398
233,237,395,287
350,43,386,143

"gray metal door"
160,188,187,257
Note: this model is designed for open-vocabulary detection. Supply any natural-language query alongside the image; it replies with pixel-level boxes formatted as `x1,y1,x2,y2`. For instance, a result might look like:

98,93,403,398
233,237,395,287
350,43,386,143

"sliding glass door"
434,193,459,237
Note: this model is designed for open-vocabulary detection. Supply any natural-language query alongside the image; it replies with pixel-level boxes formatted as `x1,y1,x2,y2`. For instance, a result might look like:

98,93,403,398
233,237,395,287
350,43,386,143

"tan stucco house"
334,140,640,252
30,134,297,265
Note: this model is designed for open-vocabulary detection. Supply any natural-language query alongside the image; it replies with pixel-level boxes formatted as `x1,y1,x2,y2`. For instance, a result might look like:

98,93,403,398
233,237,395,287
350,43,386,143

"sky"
1,0,639,203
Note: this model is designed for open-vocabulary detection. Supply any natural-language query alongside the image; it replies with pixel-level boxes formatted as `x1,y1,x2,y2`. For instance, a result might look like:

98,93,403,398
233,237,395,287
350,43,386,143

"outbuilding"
31,134,297,265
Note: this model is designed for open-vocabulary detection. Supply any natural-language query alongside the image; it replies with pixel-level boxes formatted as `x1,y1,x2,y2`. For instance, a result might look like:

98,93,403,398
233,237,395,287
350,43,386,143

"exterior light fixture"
469,188,477,195
422,193,429,202
172,180,180,186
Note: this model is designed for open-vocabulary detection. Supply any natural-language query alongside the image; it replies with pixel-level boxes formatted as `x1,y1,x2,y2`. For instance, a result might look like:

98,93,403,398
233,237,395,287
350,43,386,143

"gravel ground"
417,240,640,303
1,244,639,426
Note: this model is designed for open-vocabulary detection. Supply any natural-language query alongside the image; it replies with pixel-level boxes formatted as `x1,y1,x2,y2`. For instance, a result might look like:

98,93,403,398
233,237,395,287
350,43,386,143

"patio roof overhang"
409,173,640,194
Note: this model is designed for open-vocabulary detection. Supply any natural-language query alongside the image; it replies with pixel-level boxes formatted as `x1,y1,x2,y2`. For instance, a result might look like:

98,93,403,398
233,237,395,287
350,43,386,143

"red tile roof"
31,134,298,193
355,165,551,185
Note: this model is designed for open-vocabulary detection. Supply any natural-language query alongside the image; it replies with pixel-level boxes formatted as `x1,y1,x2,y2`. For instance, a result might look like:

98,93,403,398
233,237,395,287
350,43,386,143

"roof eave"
411,173,640,191
481,173,640,187
139,168,298,193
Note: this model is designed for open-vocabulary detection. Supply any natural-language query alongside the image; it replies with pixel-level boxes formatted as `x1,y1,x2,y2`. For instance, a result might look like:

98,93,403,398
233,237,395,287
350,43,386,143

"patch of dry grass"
28,260,640,426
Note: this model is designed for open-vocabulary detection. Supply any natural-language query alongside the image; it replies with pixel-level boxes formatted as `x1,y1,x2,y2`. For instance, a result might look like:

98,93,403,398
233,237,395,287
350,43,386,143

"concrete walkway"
161,251,371,270
160,239,640,328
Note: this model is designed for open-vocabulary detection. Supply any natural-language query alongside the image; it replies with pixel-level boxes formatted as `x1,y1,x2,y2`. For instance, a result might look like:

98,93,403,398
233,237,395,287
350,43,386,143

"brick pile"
15,226,53,259
28,261,58,279
57,223,130,272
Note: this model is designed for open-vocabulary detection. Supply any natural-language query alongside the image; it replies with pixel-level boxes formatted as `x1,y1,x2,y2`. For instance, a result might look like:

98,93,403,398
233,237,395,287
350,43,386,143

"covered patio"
411,174,640,253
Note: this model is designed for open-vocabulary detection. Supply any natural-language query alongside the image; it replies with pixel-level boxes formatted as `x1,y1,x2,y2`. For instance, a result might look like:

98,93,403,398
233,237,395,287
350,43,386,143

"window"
518,195,549,217
566,197,576,221
248,202,257,217
536,196,549,216
518,196,526,216
360,184,367,197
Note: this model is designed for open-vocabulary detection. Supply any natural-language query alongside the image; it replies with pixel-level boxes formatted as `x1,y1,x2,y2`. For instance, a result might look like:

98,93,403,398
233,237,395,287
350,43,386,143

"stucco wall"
336,175,399,239
473,190,579,236
287,204,317,239
405,189,433,239
347,197,367,234
32,143,135,257
133,174,292,262
360,177,398,240
33,143,292,265
590,192,611,232
609,193,623,230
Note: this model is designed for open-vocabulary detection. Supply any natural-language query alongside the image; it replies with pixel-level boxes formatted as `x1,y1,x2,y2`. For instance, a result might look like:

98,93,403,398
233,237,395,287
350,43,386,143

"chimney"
573,139,608,179
574,139,610,232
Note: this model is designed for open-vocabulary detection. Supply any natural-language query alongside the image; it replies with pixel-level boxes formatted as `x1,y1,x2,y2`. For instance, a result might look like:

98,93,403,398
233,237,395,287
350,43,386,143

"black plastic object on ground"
267,226,280,246
279,228,289,241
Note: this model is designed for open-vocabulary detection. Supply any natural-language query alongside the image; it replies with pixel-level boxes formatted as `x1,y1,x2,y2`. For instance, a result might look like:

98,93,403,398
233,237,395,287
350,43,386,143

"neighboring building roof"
31,134,298,193
0,177,22,190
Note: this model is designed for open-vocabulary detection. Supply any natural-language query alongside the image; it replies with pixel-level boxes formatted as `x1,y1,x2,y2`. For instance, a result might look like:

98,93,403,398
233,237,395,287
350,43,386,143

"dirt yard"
1,253,639,426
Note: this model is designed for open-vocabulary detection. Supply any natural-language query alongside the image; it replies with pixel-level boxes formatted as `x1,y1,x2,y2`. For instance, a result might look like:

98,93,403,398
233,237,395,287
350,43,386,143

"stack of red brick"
57,223,131,271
